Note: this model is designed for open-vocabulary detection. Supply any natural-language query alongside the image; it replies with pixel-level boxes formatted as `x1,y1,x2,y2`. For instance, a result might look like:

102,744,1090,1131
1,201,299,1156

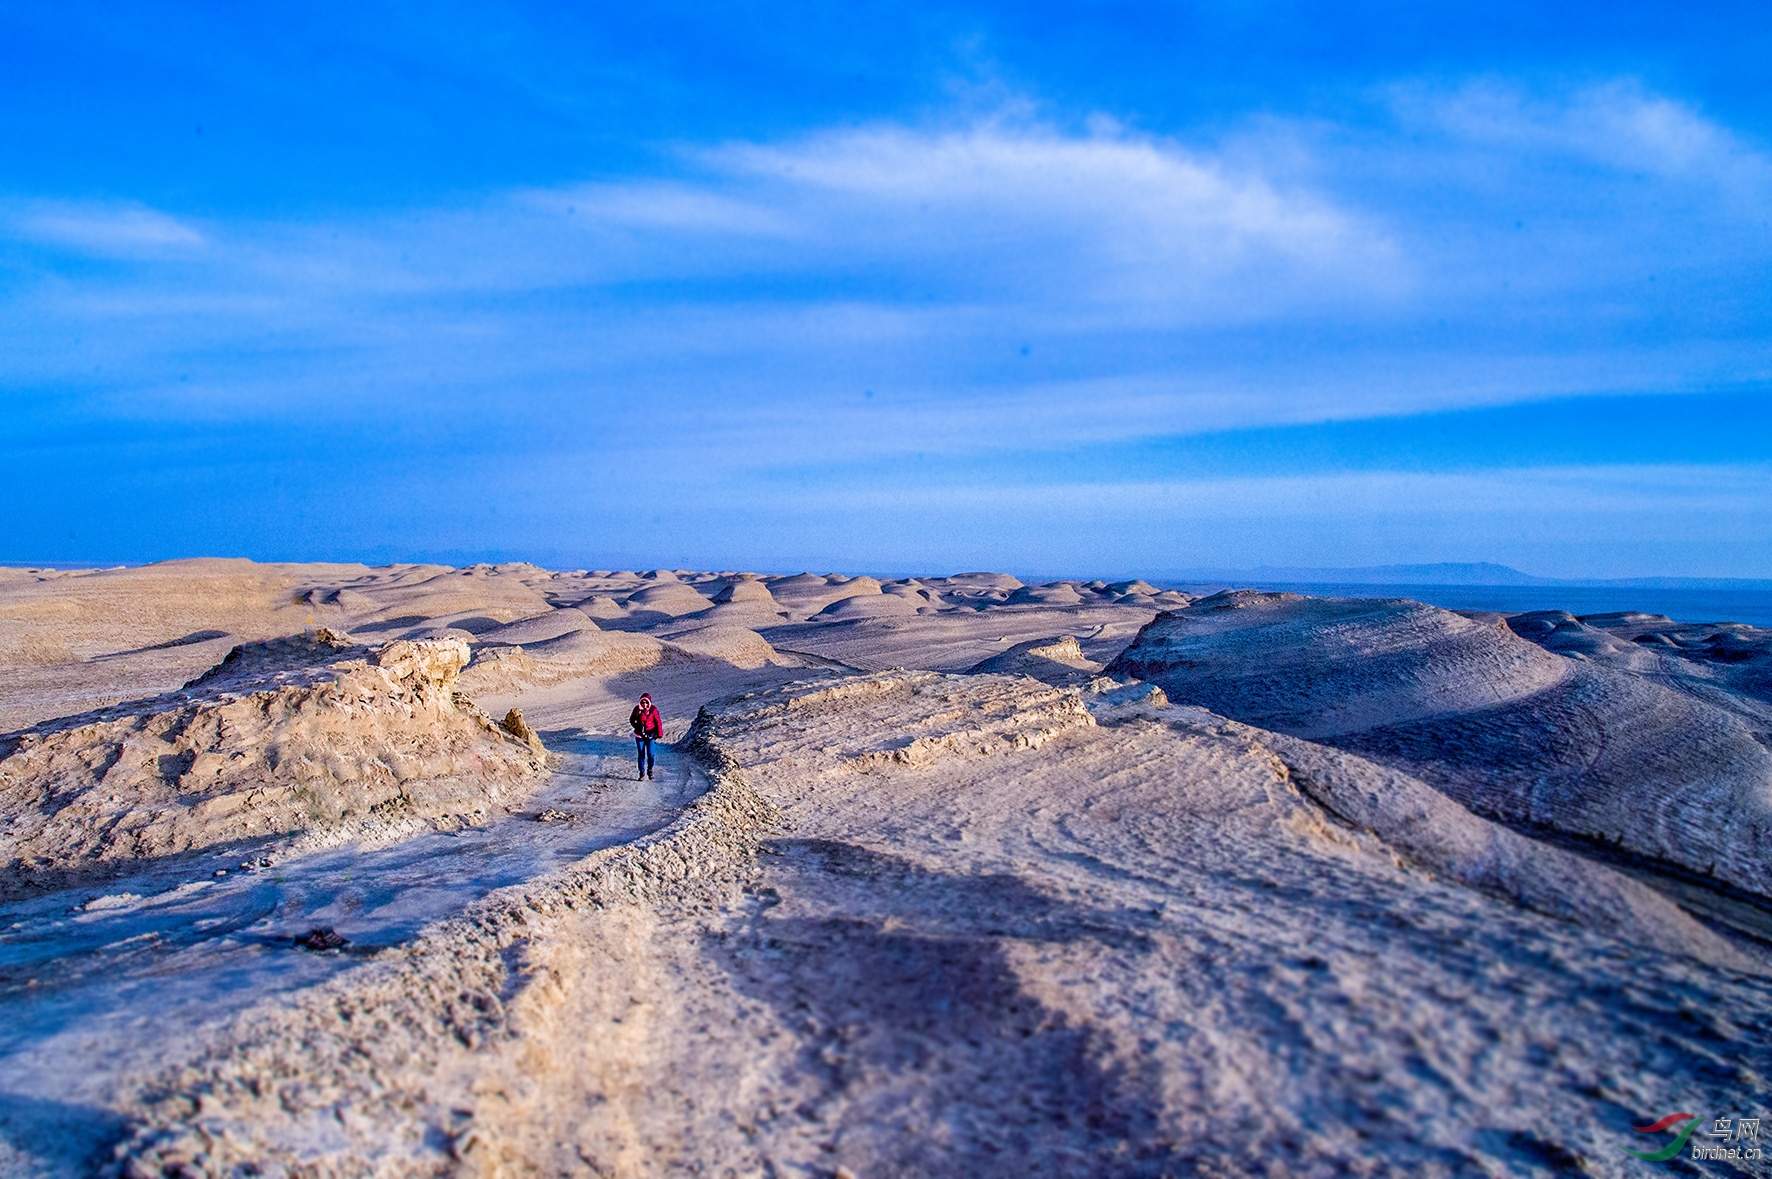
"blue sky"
2,2,1768,578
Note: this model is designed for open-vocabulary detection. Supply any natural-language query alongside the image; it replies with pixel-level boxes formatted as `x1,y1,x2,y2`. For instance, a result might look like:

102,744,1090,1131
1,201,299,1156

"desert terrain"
0,559,1768,1177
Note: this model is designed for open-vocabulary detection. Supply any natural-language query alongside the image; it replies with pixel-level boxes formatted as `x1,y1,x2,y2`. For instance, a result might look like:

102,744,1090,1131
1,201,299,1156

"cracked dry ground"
120,672,1772,1178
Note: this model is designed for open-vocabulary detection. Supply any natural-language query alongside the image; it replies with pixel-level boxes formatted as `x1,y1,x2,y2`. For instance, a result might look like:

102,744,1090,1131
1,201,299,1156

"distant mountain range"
1153,562,1772,590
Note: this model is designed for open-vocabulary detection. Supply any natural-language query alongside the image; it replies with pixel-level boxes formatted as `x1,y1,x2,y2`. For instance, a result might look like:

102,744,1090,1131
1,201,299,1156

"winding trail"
0,729,707,1173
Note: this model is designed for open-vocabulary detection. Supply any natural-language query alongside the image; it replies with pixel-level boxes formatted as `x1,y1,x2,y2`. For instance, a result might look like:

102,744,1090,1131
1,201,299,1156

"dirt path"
0,728,705,1176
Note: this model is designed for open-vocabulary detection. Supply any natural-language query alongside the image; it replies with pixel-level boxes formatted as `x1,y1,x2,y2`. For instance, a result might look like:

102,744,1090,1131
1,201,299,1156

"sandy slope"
0,561,1769,1177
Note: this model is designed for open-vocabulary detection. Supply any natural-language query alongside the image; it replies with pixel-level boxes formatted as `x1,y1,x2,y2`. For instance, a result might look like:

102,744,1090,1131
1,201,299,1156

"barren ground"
0,561,1768,1177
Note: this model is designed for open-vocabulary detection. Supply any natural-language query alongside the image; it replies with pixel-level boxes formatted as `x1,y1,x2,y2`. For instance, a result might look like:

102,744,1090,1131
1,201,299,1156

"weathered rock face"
1110,592,1772,907
1003,583,1085,606
360,636,471,697
712,579,775,605
694,670,1094,773
458,629,669,692
0,634,544,897
500,707,547,758
1507,609,1772,712
624,582,714,617
1108,591,1570,738
965,634,1101,686
114,670,1761,1177
765,573,883,617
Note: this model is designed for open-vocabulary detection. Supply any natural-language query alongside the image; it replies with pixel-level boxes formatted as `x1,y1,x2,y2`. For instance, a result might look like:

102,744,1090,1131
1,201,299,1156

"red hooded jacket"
630,700,662,738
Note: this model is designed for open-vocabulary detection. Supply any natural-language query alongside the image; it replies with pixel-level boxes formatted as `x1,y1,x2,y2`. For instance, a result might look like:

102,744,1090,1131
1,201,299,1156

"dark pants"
635,736,654,776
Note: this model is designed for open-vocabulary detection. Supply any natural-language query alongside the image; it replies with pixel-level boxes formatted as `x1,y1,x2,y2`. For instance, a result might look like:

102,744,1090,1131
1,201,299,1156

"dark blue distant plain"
1162,583,1772,629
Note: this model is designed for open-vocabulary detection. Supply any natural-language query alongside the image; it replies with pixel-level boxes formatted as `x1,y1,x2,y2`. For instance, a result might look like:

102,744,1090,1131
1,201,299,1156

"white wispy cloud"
10,200,206,256
247,116,1403,320
1,86,1766,454
699,119,1407,314
1396,79,1772,190
520,184,793,236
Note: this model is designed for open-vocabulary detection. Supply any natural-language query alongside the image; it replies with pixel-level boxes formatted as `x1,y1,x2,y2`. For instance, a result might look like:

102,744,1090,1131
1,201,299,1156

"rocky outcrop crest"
0,634,543,897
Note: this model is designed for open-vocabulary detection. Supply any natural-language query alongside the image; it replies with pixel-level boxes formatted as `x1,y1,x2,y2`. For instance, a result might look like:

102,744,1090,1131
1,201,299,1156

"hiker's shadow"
538,726,679,789
707,838,1167,1175
0,1092,134,1175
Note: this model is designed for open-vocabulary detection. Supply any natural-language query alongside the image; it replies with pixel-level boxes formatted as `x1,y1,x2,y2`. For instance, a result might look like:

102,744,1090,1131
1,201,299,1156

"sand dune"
303,564,557,631
762,600,1152,673
458,628,669,692
659,625,780,670
1508,608,1772,715
570,593,629,619
1004,582,1086,606
698,599,794,628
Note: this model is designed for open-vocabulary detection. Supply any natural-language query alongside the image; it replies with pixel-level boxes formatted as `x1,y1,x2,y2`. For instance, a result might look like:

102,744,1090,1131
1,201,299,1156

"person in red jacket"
629,693,662,780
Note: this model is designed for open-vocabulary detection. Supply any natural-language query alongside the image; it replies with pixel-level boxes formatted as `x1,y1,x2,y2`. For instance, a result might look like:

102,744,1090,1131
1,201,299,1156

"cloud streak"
701,120,1405,312
1410,80,1768,184
9,200,206,257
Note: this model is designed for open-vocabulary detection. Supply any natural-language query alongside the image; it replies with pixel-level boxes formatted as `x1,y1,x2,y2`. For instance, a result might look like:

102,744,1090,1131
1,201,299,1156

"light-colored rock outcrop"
1111,591,1772,905
765,573,884,617
0,634,543,898
458,629,669,692
1109,591,1571,737
109,670,1766,1177
965,633,1100,684
712,579,776,606
7,562,1772,1178
624,582,714,617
